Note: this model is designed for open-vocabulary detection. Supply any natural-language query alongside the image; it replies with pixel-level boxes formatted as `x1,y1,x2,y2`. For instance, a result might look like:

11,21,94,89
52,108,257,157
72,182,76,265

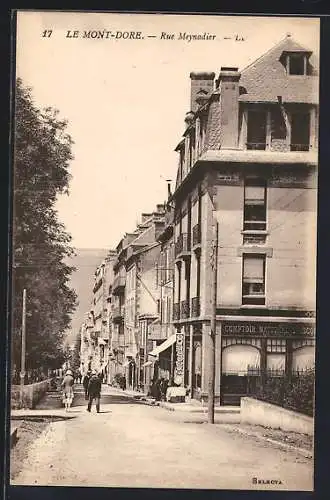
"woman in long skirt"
61,369,74,411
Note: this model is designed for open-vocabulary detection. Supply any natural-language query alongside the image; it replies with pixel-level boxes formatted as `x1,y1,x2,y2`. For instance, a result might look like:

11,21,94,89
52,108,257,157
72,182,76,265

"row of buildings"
80,34,317,405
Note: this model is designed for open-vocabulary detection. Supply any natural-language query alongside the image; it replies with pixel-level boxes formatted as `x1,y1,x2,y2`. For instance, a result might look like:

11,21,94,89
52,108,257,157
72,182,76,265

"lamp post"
208,219,219,424
20,289,27,407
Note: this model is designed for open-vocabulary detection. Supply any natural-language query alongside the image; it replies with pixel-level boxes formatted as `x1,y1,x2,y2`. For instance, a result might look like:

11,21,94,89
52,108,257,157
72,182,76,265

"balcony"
175,233,191,259
173,302,180,321
112,307,124,323
148,322,169,341
290,143,310,152
191,297,200,318
192,223,201,249
113,275,126,295
180,299,190,319
246,142,266,150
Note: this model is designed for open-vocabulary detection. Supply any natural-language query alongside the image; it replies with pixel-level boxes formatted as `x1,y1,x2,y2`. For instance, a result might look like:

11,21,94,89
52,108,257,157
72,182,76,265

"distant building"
79,250,116,378
109,206,166,390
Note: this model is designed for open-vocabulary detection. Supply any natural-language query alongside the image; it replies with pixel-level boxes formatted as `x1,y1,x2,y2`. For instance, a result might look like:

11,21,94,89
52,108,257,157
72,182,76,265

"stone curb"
221,424,313,459
11,412,76,420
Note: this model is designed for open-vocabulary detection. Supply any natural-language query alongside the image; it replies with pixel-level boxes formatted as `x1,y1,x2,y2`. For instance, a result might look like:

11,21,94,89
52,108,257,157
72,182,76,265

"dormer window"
281,50,311,76
287,54,305,75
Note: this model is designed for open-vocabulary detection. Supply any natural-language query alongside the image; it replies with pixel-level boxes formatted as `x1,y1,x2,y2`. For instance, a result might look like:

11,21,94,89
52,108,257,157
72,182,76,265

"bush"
253,369,314,417
112,373,126,389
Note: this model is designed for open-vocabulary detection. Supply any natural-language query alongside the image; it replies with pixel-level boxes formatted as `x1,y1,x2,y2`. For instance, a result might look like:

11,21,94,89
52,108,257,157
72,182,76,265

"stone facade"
171,35,318,405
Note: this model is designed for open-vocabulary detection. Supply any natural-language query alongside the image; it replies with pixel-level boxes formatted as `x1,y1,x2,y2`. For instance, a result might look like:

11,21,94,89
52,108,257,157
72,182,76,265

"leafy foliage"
12,78,78,371
70,334,82,373
252,369,314,417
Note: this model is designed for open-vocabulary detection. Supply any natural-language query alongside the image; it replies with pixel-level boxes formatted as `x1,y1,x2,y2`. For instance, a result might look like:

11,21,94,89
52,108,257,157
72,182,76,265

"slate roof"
239,35,319,104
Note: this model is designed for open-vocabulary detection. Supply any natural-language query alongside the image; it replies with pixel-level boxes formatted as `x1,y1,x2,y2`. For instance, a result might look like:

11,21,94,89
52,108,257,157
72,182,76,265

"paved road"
12,398,313,491
36,384,137,409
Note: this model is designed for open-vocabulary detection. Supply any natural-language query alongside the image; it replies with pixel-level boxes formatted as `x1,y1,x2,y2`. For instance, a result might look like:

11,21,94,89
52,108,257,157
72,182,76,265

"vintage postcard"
10,11,318,491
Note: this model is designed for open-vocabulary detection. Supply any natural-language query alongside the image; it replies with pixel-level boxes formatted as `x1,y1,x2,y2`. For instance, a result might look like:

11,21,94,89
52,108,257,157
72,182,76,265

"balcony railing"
243,220,266,231
175,233,191,258
113,275,126,295
173,302,180,321
180,299,190,319
246,142,266,150
192,223,201,247
191,296,200,318
290,143,310,152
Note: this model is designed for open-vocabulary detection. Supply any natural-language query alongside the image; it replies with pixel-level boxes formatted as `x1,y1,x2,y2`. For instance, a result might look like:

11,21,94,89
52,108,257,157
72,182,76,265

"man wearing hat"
87,370,102,413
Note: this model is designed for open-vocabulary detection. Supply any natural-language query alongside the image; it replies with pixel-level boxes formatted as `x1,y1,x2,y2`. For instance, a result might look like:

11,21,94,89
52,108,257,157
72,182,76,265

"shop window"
243,178,267,231
267,339,286,353
242,254,266,306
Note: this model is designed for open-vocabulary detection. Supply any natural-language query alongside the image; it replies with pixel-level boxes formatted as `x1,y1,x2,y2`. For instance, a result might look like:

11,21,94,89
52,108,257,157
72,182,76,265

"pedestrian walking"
87,370,102,413
61,369,74,412
83,370,91,400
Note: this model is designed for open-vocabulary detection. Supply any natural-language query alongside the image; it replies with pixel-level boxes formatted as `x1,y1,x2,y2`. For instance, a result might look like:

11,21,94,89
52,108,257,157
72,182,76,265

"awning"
149,334,176,357
142,361,153,368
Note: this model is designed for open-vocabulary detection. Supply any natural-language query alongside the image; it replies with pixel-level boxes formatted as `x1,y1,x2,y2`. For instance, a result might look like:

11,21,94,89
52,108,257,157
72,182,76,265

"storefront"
220,320,315,405
148,334,176,382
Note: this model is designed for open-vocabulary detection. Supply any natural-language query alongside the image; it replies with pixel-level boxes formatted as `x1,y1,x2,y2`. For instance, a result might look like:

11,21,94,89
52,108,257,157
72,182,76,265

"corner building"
172,35,318,404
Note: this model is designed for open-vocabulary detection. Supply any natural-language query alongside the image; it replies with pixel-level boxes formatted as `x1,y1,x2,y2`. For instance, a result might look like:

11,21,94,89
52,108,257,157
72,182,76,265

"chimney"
189,72,215,112
141,213,152,223
217,67,241,149
166,179,172,199
156,204,165,214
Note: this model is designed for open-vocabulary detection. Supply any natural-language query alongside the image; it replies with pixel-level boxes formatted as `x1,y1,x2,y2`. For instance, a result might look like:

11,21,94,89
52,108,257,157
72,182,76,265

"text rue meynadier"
160,32,216,42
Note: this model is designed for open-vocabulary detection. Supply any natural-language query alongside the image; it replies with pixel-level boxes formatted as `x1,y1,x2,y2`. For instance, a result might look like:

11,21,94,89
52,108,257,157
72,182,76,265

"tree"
12,78,78,373
70,334,82,373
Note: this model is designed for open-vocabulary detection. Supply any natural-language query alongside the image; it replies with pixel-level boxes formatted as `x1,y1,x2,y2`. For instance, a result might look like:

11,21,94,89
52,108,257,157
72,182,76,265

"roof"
239,35,319,105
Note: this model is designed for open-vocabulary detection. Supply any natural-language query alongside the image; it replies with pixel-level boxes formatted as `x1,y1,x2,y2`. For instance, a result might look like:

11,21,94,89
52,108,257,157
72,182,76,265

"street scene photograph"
9,11,318,491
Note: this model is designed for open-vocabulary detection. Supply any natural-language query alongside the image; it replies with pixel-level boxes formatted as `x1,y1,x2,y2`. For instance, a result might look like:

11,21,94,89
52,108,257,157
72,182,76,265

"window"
189,130,196,169
288,54,305,75
290,111,310,151
267,339,286,353
244,178,267,231
242,255,266,305
271,107,286,140
247,110,267,150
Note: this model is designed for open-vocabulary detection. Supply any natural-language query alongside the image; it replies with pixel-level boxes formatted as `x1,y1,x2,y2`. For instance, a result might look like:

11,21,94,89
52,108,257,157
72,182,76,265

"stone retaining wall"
240,397,314,436
11,380,51,409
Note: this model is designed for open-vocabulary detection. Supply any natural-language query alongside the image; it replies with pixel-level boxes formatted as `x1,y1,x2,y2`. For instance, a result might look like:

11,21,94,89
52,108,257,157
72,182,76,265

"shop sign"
222,322,315,338
174,332,185,386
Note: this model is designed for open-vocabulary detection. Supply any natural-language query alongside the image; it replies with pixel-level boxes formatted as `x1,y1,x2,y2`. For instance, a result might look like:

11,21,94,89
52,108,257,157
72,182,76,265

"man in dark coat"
83,371,91,400
87,370,102,413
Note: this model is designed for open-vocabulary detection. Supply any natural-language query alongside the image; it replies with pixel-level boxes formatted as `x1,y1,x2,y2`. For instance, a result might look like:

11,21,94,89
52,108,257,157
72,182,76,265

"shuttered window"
244,178,267,231
242,254,266,305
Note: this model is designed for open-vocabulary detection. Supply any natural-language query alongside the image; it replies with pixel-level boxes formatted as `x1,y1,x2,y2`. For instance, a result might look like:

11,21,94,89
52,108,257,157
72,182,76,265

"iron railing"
173,302,180,321
192,223,201,247
175,233,191,258
113,275,126,294
180,299,190,319
191,296,200,318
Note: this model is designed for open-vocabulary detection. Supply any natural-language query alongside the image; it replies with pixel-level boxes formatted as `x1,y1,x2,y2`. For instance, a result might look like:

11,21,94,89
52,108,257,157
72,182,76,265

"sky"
16,12,320,251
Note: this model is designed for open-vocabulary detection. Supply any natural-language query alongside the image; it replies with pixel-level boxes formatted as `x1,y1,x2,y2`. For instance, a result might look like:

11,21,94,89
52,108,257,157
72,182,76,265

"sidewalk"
11,408,77,420
220,423,313,459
